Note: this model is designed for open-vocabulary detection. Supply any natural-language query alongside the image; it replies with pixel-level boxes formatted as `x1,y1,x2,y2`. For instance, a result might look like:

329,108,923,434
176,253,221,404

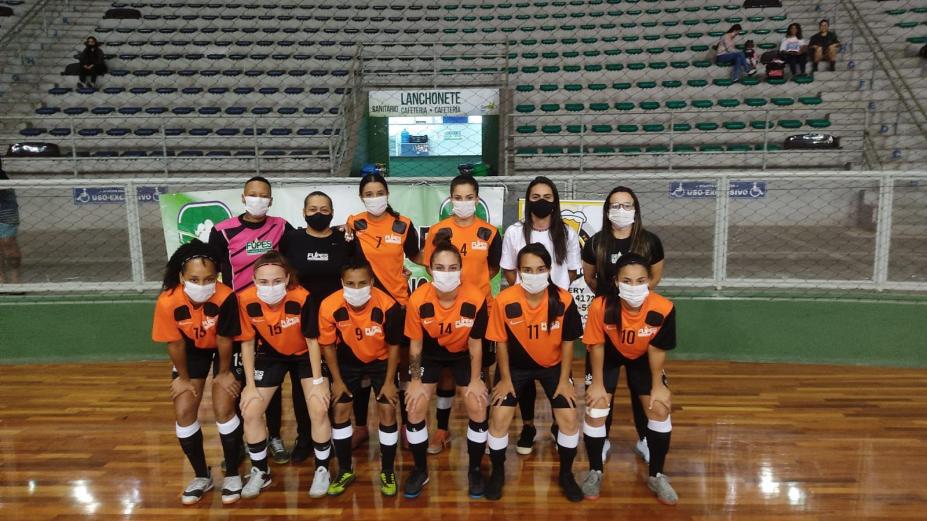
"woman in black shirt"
580,185,665,465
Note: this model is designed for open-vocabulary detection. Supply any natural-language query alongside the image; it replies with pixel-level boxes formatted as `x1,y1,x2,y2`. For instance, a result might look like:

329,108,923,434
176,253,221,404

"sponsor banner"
369,88,499,117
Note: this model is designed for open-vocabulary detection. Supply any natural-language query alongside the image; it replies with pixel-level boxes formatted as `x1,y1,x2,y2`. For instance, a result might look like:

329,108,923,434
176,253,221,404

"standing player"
209,176,308,465
483,243,584,502
151,240,245,504
236,252,332,499
403,239,490,499
581,186,665,463
420,174,501,454
499,176,582,455
582,254,677,505
316,259,403,497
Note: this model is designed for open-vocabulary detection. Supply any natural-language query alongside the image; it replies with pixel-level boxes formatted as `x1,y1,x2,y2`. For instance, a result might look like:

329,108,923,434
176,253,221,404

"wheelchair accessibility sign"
669,181,766,199
73,186,167,205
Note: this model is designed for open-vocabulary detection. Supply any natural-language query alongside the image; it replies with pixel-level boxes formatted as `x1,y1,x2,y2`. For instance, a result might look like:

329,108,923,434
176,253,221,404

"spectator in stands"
714,24,749,82
0,168,21,285
78,36,106,89
808,19,840,72
779,23,808,77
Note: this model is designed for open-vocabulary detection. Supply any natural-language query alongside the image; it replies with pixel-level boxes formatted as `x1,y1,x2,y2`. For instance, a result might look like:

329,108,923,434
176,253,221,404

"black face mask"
528,199,555,218
305,212,333,231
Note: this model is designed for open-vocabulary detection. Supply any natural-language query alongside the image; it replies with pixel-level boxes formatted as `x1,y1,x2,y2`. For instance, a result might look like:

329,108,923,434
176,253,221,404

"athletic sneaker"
467,470,485,498
220,475,243,504
181,474,213,505
634,438,650,463
602,439,611,462
241,467,271,499
559,472,583,503
516,424,537,455
484,469,504,501
291,437,312,463
327,470,356,496
380,471,397,496
427,429,450,455
581,470,602,500
403,468,429,498
268,436,290,464
309,467,331,498
647,473,678,505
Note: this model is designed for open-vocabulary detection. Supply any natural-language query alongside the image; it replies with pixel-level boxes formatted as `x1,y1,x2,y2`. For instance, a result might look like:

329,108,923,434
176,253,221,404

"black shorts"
495,364,573,409
253,349,315,388
171,343,245,381
583,349,666,397
336,346,393,404
420,348,474,387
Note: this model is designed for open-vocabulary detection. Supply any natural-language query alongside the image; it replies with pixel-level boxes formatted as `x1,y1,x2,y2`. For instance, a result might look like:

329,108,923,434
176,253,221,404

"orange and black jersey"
404,282,489,355
237,285,314,357
347,211,420,306
152,283,240,349
486,285,583,369
312,287,403,364
583,293,676,360
422,216,501,298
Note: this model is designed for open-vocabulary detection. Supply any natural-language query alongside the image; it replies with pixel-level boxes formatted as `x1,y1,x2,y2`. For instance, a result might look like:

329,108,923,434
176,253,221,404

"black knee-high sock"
630,393,647,440
646,420,671,477
466,419,488,471
556,431,579,477
248,439,269,473
519,383,536,423
217,416,243,477
435,387,455,431
379,423,398,472
398,390,409,426
266,387,283,438
487,433,508,474
177,422,209,477
314,439,331,470
583,421,606,472
405,420,428,471
353,385,372,427
332,421,354,474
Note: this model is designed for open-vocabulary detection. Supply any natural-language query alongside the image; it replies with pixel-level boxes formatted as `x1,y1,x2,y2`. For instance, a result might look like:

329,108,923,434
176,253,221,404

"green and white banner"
368,88,499,117
159,184,506,293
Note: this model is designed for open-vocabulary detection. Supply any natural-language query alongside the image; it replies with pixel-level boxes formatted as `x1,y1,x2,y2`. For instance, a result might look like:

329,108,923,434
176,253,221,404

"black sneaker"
559,472,583,503
468,470,485,498
516,424,537,455
291,438,311,463
403,468,429,499
484,469,504,501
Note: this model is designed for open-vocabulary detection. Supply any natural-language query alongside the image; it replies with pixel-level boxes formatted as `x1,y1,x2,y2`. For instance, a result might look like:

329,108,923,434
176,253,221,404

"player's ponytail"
429,228,462,267
607,254,654,327
162,239,220,292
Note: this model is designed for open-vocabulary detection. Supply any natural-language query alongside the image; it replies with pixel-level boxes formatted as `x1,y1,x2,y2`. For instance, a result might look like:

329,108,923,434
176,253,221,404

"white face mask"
520,272,550,294
256,282,287,305
431,270,461,293
363,195,389,216
343,285,372,307
618,282,649,308
452,200,477,219
182,280,216,303
608,207,636,229
244,196,271,217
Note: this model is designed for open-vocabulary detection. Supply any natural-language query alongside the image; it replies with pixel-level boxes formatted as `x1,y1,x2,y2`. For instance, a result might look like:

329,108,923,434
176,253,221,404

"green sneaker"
380,471,398,497
327,470,356,496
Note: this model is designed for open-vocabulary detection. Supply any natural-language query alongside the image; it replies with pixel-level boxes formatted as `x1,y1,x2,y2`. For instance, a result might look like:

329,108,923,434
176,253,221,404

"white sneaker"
601,439,611,462
220,475,243,504
181,474,213,505
241,466,271,499
309,466,331,498
634,438,650,463
647,473,678,505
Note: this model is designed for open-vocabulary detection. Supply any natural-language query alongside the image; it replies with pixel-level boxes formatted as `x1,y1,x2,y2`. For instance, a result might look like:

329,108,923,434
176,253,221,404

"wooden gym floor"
1,360,925,520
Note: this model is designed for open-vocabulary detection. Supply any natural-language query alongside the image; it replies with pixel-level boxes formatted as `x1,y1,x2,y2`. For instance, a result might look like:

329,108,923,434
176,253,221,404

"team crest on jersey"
384,234,402,244
540,321,561,332
365,325,383,336
638,325,657,337
455,317,474,328
246,239,273,255
470,240,488,251
201,317,217,331
306,252,329,261
611,252,622,264
279,316,300,329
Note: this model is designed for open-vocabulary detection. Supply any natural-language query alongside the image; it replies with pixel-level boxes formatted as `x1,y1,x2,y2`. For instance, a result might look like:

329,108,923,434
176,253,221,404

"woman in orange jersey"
317,258,403,498
581,254,677,505
236,251,331,500
403,239,490,500
483,243,585,502
420,173,502,455
152,240,245,505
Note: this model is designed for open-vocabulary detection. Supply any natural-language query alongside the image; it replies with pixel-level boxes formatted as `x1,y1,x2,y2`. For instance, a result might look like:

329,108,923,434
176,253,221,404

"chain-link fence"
1,172,925,300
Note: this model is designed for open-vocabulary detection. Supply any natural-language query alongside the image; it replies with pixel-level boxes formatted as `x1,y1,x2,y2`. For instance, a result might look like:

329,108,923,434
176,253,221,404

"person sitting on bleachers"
808,19,840,72
78,36,106,89
714,25,748,82
779,23,808,77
